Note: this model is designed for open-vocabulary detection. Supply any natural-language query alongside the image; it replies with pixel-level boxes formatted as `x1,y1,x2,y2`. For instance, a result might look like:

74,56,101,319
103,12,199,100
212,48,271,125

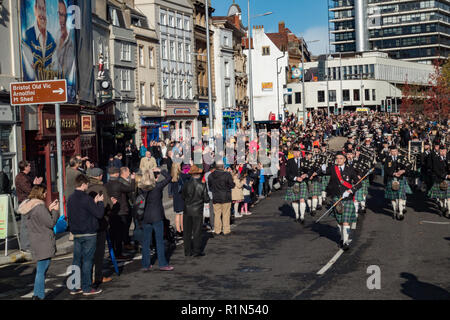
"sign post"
10,80,67,217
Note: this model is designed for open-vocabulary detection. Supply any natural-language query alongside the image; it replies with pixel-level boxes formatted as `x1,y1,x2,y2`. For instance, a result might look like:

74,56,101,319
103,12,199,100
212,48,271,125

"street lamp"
300,38,319,125
247,0,273,141
204,0,214,145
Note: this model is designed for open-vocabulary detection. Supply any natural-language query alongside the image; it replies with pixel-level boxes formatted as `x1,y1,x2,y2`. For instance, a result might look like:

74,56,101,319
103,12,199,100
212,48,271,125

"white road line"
420,221,450,225
317,249,344,275
21,288,52,299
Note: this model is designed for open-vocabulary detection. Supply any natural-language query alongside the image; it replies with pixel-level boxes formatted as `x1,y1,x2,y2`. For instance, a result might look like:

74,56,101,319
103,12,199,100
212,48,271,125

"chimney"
279,21,285,33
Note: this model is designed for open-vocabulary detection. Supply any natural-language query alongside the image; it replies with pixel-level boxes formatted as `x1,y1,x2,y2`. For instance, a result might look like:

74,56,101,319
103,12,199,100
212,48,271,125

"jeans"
142,220,168,268
258,181,264,196
72,235,97,293
34,259,51,299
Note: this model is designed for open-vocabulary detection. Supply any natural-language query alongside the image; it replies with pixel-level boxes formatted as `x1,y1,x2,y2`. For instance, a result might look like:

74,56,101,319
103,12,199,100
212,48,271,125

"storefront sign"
45,119,77,129
141,117,161,128
161,122,170,132
42,111,79,136
166,106,196,117
262,82,273,91
81,115,92,132
0,195,16,239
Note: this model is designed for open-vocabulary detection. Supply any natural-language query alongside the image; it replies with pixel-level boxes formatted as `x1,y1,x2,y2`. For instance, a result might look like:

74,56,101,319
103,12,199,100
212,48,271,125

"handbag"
439,181,448,191
203,204,210,218
293,183,301,194
392,178,400,191
53,215,68,234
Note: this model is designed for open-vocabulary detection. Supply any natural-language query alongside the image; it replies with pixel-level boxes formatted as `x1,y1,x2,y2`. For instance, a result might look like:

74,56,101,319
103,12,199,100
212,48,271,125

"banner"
0,195,15,239
20,0,77,102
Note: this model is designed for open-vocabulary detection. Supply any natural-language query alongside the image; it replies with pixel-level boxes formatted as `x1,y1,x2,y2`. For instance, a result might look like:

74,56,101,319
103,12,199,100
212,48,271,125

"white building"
212,20,235,136
286,51,435,115
244,26,289,122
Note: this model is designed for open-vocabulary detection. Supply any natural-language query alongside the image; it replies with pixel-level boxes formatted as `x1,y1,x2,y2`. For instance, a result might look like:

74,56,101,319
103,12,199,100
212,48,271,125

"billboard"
20,0,77,102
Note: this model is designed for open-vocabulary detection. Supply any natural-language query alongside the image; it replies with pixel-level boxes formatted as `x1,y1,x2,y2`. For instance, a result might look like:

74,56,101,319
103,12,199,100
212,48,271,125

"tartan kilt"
309,180,322,197
355,180,369,201
385,178,412,200
332,197,357,224
284,182,309,201
428,182,450,199
321,176,330,192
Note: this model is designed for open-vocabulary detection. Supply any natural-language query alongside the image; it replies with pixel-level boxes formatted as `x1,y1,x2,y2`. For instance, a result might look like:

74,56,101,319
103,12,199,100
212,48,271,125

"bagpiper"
320,143,331,207
285,147,311,224
384,145,413,220
306,146,322,215
427,144,450,218
322,151,362,251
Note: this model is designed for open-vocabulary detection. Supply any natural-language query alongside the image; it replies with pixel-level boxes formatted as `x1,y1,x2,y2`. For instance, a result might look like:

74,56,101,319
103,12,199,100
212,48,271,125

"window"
353,89,360,101
163,77,169,98
168,15,174,27
182,80,187,99
160,12,166,25
329,90,337,102
178,42,183,62
178,79,183,99
224,36,229,47
169,41,175,60
185,44,191,63
287,94,292,104
150,84,156,105
225,85,230,107
372,89,376,101
318,91,325,103
149,47,154,67
121,43,131,61
139,45,145,66
121,70,131,91
177,17,182,29
295,92,301,104
343,89,350,101
110,7,120,26
365,89,370,101
171,78,176,98
225,61,229,77
184,19,190,31
262,46,270,56
140,83,146,105
161,40,167,59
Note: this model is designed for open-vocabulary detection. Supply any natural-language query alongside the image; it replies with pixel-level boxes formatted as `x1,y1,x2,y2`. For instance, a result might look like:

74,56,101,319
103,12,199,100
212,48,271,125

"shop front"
80,114,98,161
165,105,199,142
140,117,162,146
222,111,243,138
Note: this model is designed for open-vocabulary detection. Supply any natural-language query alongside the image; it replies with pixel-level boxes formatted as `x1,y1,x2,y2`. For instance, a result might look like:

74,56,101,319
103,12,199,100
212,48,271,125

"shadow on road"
309,222,340,244
400,272,450,300
279,204,295,219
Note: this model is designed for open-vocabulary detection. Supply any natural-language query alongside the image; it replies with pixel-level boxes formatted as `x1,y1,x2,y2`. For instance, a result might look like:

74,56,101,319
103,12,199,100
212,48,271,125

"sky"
212,0,330,56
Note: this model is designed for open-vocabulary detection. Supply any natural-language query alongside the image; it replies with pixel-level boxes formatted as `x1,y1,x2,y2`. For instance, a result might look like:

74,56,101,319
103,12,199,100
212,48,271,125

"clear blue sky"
212,0,330,55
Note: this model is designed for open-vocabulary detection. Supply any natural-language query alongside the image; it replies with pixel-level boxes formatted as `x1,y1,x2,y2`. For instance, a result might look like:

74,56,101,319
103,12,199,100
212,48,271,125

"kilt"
309,180,322,197
385,178,412,200
321,176,330,192
332,197,357,224
355,180,369,201
428,181,450,199
284,182,309,202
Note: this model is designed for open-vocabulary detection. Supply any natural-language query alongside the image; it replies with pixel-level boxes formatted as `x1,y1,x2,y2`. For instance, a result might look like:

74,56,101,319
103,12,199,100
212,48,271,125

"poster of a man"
20,0,77,102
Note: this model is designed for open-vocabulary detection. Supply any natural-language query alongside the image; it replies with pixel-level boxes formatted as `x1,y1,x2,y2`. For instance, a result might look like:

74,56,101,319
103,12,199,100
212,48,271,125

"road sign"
10,80,67,106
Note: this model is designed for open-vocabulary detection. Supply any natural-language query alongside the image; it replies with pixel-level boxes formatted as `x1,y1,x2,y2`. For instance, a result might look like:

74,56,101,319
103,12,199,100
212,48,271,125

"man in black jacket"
208,163,235,236
428,145,449,217
67,174,105,296
105,167,135,260
182,165,210,257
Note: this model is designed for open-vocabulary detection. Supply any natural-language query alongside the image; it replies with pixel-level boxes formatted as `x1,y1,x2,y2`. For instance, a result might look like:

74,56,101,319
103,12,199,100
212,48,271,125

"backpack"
133,190,148,222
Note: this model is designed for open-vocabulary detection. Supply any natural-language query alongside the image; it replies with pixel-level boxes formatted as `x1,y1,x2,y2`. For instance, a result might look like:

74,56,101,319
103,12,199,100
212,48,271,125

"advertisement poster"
0,195,15,239
20,0,77,102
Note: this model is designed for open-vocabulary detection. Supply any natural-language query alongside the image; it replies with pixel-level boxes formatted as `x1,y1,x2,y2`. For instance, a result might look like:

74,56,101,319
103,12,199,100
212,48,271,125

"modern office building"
329,0,450,64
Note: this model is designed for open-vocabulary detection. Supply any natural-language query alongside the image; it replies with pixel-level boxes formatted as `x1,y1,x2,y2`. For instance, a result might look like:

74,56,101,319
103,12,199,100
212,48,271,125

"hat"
188,165,203,175
108,167,120,175
439,145,447,150
90,168,103,177
336,151,346,157
292,147,300,152
389,145,398,150
365,134,373,139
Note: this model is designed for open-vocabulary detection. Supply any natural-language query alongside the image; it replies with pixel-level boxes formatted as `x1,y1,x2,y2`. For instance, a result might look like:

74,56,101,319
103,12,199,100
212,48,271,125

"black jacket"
143,170,172,224
431,154,449,184
208,169,235,204
67,190,105,235
182,177,210,216
323,164,361,199
105,177,135,216
384,155,407,180
286,157,311,187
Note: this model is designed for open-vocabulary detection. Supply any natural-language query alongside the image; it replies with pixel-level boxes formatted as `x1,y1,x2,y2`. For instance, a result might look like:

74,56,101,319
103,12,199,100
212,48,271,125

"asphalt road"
0,137,449,300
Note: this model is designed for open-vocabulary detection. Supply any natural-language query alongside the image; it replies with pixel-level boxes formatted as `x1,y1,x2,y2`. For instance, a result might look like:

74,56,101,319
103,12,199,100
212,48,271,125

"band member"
306,148,321,215
285,147,310,224
320,143,331,207
322,152,361,251
384,145,412,220
420,141,432,192
428,145,450,218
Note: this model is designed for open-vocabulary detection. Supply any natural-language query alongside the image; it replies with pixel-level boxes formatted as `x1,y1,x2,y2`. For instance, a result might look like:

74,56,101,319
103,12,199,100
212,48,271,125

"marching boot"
391,200,398,220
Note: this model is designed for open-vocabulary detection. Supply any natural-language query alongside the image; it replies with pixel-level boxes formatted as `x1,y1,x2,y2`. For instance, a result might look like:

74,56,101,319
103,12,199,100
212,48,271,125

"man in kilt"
322,152,361,251
285,147,310,224
306,149,322,216
353,149,370,215
320,143,331,207
428,145,450,218
384,145,412,220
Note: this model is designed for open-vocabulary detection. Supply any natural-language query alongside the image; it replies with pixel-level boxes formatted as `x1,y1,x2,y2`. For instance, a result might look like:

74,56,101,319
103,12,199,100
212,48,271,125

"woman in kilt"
384,145,412,220
285,147,310,224
322,152,361,251
428,145,450,218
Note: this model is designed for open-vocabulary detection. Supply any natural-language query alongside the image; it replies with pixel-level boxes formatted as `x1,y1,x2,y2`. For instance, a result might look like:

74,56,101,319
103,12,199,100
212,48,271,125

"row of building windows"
367,0,448,15
331,0,354,8
288,88,377,104
333,20,355,31
368,23,448,38
335,43,356,52
386,46,450,59
160,10,191,31
381,12,449,26
162,76,193,100
335,31,356,41
334,9,354,19
327,64,376,80
140,83,157,106
161,39,191,63
138,45,156,68
372,35,441,49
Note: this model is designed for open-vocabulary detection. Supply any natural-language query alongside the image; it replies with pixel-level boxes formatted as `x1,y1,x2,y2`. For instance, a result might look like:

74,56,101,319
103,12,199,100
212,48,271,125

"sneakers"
159,266,174,271
83,288,103,296
234,213,243,218
70,289,83,295
141,266,152,272
102,277,112,283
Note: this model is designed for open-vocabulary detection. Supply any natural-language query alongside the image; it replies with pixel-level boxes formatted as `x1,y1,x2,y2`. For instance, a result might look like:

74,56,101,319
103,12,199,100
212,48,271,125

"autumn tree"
423,59,450,122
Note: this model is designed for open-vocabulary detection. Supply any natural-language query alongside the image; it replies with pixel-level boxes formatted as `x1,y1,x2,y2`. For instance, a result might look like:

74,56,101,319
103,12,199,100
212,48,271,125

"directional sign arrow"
53,88,64,95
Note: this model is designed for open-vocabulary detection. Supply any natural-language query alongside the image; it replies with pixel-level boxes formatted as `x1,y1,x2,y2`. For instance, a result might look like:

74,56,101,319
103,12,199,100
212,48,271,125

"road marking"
317,249,344,275
21,288,52,299
420,221,450,225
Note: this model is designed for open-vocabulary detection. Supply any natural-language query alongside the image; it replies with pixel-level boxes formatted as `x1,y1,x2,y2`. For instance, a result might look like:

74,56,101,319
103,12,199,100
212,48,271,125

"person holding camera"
18,186,60,300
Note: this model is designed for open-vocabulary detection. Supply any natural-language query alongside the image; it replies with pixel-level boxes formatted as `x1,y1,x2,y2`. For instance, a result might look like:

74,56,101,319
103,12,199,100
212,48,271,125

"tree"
400,78,424,116
423,59,450,122
400,79,414,114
